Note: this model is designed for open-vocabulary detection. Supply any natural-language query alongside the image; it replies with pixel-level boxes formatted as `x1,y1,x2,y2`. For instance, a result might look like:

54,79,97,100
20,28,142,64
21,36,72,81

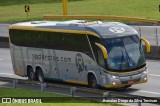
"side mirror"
95,42,108,59
140,38,150,53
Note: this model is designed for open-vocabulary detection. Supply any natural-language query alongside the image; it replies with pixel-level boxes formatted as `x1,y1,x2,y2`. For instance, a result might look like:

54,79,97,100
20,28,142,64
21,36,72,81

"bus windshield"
105,35,145,71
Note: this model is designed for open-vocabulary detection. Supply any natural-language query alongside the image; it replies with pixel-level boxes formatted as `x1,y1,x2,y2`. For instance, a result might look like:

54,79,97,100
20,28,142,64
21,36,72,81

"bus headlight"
143,70,148,74
112,75,119,79
144,77,147,81
112,82,116,85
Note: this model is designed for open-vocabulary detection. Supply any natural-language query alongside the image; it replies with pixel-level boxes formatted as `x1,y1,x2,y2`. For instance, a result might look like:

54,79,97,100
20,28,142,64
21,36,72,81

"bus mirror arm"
140,38,151,53
95,42,108,59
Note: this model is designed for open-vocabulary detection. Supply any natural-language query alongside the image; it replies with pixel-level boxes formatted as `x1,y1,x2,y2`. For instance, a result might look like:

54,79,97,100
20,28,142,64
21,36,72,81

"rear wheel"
88,75,98,88
36,68,44,82
27,67,35,81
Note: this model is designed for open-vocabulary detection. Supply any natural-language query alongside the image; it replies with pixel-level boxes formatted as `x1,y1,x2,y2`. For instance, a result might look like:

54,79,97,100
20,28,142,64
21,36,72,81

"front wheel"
122,85,132,89
88,75,98,88
119,85,132,90
36,69,44,82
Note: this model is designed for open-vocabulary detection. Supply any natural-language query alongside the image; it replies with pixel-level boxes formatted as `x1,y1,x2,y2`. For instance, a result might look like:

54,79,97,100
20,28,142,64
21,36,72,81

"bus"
9,20,150,89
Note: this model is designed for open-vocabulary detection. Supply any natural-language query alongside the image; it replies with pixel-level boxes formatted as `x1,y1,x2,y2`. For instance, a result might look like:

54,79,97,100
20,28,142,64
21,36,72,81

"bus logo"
109,27,125,33
75,53,84,73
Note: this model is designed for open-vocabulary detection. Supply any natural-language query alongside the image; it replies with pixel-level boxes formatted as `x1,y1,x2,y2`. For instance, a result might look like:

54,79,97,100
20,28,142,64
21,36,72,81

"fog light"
143,70,148,74
112,82,116,85
144,77,147,81
112,76,116,79
112,75,119,79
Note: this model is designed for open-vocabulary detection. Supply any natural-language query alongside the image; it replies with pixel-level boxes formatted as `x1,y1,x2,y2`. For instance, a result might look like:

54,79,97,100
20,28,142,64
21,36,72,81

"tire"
36,68,44,82
119,85,132,90
27,67,35,81
88,75,98,88
123,85,132,89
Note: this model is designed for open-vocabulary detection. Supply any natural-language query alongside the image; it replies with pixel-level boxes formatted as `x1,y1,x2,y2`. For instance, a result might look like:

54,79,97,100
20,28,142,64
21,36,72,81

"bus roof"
10,20,138,38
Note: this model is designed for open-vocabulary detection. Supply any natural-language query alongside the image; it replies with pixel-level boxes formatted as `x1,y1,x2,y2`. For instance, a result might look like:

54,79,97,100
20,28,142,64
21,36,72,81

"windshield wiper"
138,41,145,65
122,41,135,67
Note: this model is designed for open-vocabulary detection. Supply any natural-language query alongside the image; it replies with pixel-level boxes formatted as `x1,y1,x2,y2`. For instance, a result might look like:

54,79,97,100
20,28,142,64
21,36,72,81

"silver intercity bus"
9,20,150,89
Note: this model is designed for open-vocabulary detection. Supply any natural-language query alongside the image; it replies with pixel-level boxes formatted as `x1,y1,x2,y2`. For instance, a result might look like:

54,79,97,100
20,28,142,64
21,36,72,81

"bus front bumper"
104,79,147,88
103,71,148,88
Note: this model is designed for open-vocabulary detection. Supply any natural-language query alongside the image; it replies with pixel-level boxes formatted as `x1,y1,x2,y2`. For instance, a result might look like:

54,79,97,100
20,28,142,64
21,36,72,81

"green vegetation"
0,88,123,106
0,0,160,22
0,0,55,6
0,87,63,97
0,0,81,6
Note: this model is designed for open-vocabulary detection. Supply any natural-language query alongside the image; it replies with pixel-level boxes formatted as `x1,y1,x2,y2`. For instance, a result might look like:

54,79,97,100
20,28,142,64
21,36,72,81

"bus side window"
88,35,101,62
97,49,105,68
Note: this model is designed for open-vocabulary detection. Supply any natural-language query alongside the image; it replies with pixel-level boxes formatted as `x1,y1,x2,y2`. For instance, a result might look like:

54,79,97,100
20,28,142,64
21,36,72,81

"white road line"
0,73,13,76
149,74,160,77
139,90,160,95
0,59,4,61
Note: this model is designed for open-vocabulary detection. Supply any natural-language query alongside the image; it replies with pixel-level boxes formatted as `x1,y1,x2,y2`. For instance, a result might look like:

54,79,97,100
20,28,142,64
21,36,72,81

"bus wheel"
37,68,44,82
123,85,131,89
89,75,98,88
27,67,35,81
119,85,132,90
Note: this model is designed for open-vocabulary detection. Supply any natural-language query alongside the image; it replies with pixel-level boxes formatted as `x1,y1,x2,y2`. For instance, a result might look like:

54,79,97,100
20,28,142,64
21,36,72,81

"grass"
0,88,123,106
0,0,160,22
0,87,63,97
0,0,81,6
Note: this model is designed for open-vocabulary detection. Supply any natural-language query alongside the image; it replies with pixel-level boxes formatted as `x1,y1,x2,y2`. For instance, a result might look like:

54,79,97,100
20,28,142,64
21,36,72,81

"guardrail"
0,76,159,105
43,15,160,24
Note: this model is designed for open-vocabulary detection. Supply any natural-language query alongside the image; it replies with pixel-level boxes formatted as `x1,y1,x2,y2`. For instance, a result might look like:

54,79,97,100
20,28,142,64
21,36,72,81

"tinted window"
10,29,93,58
88,36,102,64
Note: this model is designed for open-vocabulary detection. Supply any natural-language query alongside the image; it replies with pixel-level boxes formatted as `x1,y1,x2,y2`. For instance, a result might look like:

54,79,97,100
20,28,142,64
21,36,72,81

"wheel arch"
35,66,45,82
27,65,34,75
35,66,43,74
87,71,98,84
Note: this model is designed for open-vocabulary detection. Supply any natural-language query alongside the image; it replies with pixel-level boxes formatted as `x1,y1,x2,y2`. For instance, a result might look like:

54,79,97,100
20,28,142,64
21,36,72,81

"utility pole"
62,0,68,15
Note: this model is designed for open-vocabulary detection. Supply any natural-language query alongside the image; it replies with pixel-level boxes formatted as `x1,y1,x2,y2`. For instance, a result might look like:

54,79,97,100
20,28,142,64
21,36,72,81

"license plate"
128,80,134,84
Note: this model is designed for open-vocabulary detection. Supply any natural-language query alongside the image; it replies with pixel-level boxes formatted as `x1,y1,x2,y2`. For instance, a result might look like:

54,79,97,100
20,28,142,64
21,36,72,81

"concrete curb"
0,36,159,59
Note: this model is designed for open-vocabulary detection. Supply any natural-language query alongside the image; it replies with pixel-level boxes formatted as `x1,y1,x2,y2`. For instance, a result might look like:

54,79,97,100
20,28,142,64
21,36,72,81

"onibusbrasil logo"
75,53,84,73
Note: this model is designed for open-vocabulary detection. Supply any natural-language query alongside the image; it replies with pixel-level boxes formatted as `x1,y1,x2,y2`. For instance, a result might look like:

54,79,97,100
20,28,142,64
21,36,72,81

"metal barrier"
132,26,160,59
43,15,160,24
0,76,160,105
132,26,160,46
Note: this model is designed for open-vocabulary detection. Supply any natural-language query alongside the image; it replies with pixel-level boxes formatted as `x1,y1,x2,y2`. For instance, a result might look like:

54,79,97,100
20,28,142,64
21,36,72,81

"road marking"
149,74,160,77
0,73,13,76
139,90,160,95
0,59,4,61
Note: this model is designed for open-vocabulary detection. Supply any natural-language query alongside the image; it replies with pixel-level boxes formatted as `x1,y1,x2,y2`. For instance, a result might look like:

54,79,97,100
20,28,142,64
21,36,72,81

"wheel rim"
89,75,97,88
37,70,44,82
91,78,97,88
38,71,43,82
29,70,34,80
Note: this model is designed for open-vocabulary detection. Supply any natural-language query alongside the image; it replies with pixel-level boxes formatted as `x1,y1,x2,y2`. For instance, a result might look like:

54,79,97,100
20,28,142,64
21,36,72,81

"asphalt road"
0,24,160,46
